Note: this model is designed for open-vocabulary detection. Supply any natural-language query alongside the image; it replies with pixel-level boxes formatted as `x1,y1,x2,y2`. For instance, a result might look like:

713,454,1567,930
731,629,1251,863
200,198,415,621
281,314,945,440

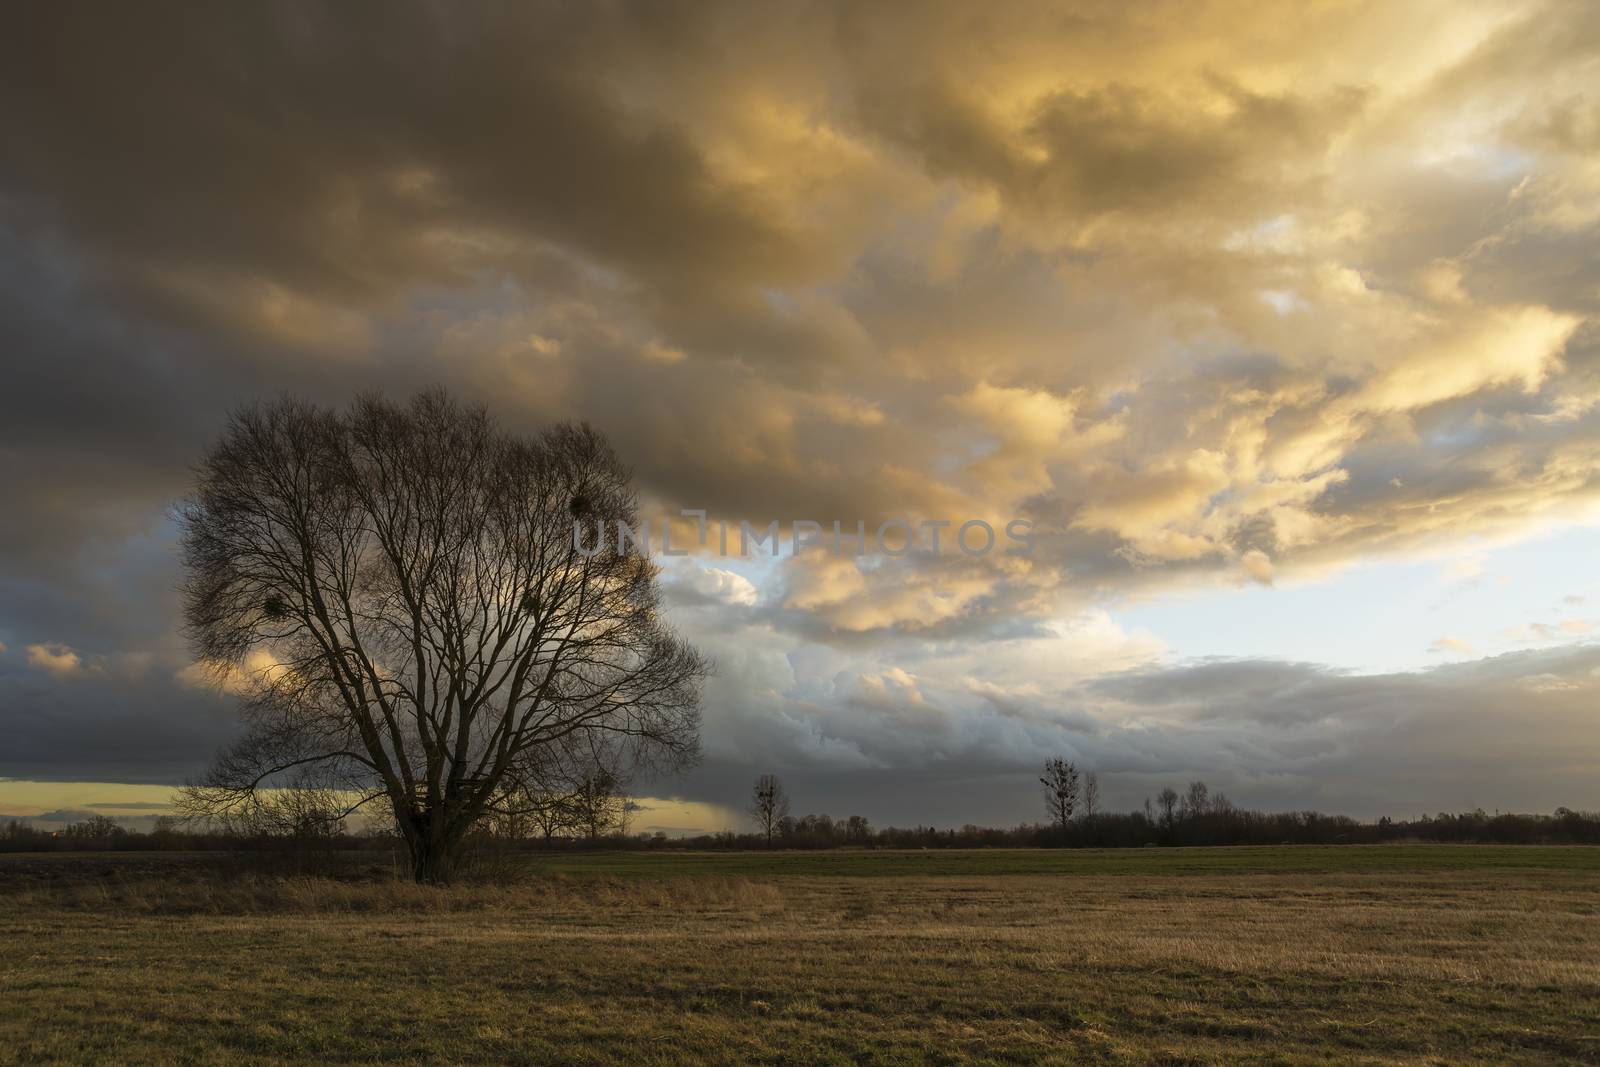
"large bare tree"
1039,757,1080,833
749,773,789,848
177,390,707,881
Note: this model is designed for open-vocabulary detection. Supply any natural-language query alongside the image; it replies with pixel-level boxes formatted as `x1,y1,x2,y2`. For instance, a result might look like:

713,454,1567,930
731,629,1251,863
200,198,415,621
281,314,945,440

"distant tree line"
11,802,1598,855
5,762,1600,853
0,769,634,855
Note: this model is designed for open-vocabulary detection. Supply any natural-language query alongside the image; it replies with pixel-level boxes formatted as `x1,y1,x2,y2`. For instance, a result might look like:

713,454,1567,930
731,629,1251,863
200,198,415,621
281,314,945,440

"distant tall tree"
1040,757,1080,832
1183,781,1210,819
749,774,789,847
1082,773,1100,819
1157,787,1180,828
175,390,707,882
571,770,628,841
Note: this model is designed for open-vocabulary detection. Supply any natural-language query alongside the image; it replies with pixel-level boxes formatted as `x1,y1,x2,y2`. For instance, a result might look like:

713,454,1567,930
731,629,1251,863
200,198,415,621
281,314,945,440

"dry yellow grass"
3,869,782,916
3,852,1598,1064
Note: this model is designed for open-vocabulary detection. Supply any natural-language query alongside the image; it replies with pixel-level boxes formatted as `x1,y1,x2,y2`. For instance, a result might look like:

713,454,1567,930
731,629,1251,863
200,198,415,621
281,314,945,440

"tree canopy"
178,390,706,881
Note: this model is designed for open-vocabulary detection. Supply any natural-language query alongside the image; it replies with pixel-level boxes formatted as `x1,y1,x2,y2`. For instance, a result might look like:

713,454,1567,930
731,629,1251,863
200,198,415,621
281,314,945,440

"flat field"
3,846,1598,1065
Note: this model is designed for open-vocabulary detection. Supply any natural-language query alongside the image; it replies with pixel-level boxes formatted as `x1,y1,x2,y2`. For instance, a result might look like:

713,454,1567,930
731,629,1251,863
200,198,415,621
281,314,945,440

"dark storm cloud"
0,653,240,783
0,3,819,325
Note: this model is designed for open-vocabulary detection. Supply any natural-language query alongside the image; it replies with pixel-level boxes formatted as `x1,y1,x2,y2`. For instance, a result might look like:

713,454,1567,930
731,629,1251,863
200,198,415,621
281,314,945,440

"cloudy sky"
3,1,1599,832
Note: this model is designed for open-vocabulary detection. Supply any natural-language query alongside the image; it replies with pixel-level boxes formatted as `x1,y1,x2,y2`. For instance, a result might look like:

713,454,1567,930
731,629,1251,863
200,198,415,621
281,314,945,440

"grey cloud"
0,659,241,783
648,644,1600,824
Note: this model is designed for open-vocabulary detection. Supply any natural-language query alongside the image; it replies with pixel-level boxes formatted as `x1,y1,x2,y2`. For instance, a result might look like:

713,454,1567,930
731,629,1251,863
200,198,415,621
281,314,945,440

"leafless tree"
1183,780,1210,819
176,390,707,882
482,736,630,845
1157,787,1180,828
477,797,536,842
1082,773,1100,820
749,773,789,847
62,814,125,841
525,790,579,844
1039,757,1080,832
570,769,629,841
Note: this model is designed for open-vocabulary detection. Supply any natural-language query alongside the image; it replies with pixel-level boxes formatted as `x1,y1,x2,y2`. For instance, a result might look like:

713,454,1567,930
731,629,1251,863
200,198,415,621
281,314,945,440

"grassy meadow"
3,846,1599,1064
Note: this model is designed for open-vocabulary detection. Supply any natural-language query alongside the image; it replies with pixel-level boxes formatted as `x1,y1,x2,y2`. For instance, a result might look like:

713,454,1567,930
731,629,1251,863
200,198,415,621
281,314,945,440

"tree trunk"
405,811,465,884
411,844,457,884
